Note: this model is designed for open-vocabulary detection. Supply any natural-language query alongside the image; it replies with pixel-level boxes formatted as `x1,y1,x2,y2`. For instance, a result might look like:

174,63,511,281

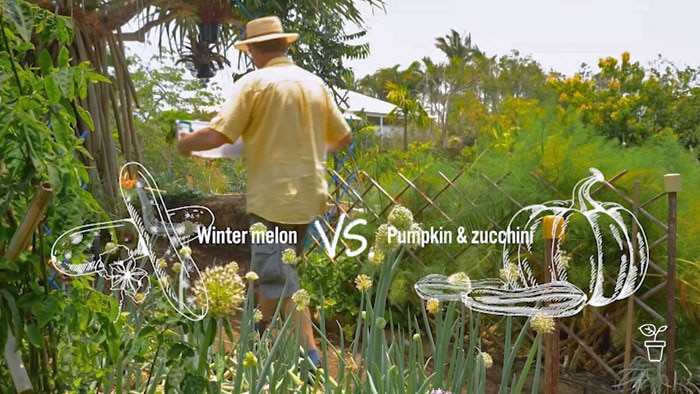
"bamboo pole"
543,215,563,394
622,181,640,393
3,183,53,394
664,174,680,394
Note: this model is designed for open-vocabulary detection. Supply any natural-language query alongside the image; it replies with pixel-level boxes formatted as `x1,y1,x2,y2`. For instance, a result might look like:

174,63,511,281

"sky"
126,0,700,95
345,0,700,78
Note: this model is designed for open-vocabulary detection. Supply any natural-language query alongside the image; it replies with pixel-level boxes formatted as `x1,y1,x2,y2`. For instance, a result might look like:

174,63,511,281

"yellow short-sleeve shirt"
208,56,351,224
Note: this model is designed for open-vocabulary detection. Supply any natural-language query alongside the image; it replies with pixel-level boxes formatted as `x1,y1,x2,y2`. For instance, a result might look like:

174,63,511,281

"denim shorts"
249,214,309,299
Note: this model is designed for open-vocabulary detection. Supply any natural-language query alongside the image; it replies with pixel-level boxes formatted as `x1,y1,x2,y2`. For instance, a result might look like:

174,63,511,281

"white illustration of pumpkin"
417,168,650,318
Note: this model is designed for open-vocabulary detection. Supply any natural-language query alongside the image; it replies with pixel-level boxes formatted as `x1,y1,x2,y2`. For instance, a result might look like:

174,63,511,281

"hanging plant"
177,36,230,80
198,21,219,43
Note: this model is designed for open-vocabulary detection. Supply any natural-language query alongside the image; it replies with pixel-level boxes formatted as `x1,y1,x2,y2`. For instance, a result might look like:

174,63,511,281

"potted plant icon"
639,323,667,362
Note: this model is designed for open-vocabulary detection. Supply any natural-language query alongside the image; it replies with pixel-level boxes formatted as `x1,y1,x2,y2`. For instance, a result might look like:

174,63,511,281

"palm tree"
434,29,483,62
357,65,401,100
385,80,431,150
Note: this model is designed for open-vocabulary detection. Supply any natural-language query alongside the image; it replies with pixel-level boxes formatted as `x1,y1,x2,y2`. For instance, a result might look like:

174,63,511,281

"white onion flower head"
480,352,493,369
245,271,259,282
178,246,192,259
426,298,440,314
292,289,311,311
447,272,471,289
253,308,263,323
368,247,385,265
406,222,424,249
281,248,297,265
499,263,519,283
355,274,373,292
388,205,414,231
374,223,399,254
531,314,556,335
249,222,267,235
375,317,387,329
192,261,245,318
558,250,572,269
104,242,118,254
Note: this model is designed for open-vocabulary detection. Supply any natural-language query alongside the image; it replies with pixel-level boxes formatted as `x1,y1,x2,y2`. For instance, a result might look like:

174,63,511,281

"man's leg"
257,296,319,365
249,216,319,365
283,298,320,366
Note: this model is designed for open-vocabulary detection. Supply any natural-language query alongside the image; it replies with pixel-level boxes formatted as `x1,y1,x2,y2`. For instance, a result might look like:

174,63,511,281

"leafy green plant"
299,253,362,336
617,356,700,394
0,1,115,391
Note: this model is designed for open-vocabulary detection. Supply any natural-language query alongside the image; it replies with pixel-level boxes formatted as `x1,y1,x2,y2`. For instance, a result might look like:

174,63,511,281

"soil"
175,194,620,394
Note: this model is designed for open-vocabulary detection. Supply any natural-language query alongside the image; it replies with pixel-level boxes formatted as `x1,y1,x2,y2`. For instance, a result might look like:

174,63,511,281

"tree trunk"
403,120,408,151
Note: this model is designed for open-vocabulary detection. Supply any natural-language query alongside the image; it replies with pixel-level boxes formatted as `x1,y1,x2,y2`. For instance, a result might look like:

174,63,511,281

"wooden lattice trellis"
310,165,679,390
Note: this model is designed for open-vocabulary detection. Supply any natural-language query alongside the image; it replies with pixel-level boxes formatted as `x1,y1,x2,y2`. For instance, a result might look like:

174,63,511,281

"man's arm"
177,127,231,156
326,132,352,153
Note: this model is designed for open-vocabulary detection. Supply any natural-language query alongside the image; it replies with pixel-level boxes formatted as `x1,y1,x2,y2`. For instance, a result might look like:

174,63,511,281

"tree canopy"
3,0,385,206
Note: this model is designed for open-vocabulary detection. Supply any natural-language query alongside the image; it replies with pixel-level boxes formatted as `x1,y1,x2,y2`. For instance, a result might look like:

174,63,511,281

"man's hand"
177,133,193,156
326,133,352,154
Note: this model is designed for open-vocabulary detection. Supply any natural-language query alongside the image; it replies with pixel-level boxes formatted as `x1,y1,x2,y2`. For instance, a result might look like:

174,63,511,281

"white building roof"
336,90,396,118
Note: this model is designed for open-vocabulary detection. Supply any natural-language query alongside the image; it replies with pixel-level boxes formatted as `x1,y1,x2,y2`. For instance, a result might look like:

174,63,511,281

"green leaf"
0,111,14,142
137,325,156,338
77,307,89,330
5,0,34,42
165,365,185,393
55,17,72,45
106,338,120,363
0,257,19,272
107,298,119,322
26,324,43,347
16,291,43,309
38,49,53,74
53,68,74,99
207,381,222,394
44,76,61,104
47,165,62,194
0,314,6,357
74,67,88,99
75,105,94,130
1,290,23,344
57,46,70,68
86,70,111,84
182,373,208,394
204,317,217,348
37,296,60,328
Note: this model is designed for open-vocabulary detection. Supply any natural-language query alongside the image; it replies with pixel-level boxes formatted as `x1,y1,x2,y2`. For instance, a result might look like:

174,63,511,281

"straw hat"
234,16,299,52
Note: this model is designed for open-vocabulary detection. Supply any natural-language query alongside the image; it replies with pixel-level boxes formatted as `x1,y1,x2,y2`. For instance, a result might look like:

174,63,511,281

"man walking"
177,15,351,369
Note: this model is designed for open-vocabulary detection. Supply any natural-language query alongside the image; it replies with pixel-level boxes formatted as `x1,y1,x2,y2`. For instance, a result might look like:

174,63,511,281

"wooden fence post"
663,174,680,394
622,181,640,393
543,215,563,394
